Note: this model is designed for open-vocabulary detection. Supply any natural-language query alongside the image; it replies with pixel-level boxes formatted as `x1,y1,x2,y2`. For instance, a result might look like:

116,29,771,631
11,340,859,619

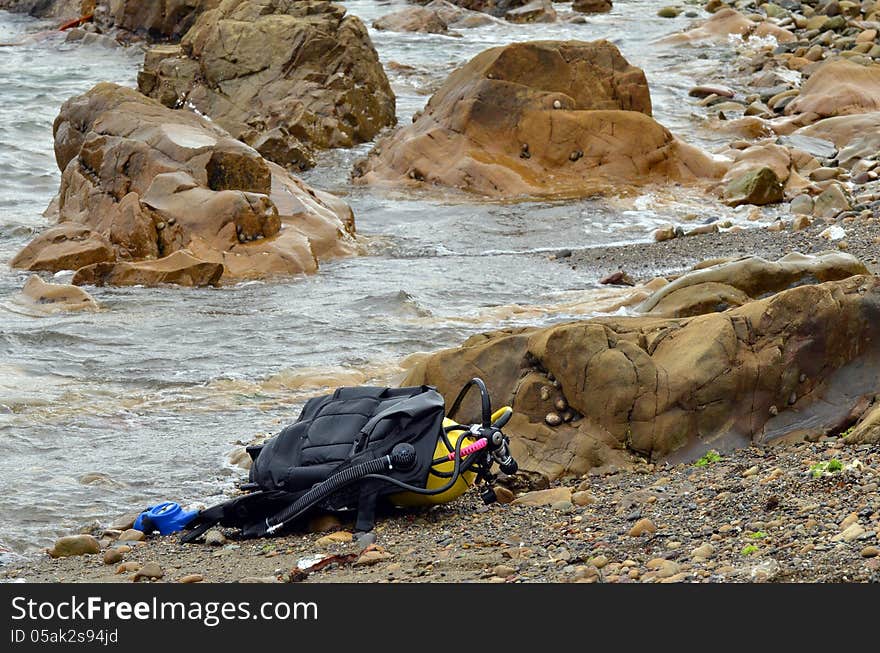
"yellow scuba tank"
390,407,511,507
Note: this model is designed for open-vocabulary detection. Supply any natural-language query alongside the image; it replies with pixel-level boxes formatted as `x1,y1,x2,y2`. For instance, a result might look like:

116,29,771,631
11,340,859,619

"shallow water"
0,1,770,556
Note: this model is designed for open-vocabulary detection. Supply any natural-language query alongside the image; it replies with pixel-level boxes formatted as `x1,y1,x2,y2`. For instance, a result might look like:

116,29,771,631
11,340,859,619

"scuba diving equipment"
134,501,199,535
180,378,518,543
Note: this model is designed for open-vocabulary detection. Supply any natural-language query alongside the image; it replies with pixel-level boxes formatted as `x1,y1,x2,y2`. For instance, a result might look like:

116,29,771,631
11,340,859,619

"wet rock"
658,6,682,18
73,250,224,288
108,513,139,531
723,167,784,207
118,529,146,542
505,0,556,23
663,8,794,45
512,487,572,506
373,6,451,34
599,271,635,286
424,1,499,28
102,0,219,41
654,225,678,242
14,275,99,312
11,224,114,273
139,1,395,170
355,40,724,198
689,85,734,99
103,549,124,565
545,412,562,426
14,83,357,284
49,535,100,558
572,0,612,13
629,518,657,537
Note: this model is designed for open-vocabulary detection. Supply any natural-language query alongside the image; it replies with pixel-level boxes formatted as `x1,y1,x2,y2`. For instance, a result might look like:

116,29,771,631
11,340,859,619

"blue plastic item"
133,501,199,535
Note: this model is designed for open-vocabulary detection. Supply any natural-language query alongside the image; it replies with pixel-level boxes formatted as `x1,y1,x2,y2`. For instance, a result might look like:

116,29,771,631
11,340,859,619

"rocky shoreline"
5,437,877,583
3,0,880,582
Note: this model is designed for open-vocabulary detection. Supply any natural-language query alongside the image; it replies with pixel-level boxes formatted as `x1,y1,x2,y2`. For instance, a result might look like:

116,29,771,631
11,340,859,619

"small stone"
658,6,682,18
572,565,599,581
108,513,139,531
48,535,101,558
118,529,145,542
553,99,562,109
179,574,204,583
794,192,820,216
545,412,562,426
554,398,568,411
116,562,141,574
156,221,166,231
831,523,865,542
791,215,812,231
743,466,759,477
355,548,393,566
540,386,551,401
103,549,124,565
571,491,595,506
653,225,677,242
860,546,880,558
493,486,515,504
133,562,164,582
840,512,859,530
204,529,227,546
691,543,715,560
512,487,572,506
589,555,609,569
492,564,516,578
316,531,354,547
629,518,657,537
809,167,840,182
647,558,680,578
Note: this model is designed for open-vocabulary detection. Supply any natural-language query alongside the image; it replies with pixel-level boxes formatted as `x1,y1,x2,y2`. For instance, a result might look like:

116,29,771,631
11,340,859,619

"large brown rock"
415,0,531,18
793,112,880,169
404,276,880,478
11,223,114,272
72,250,224,287
637,252,869,317
785,59,880,121
355,40,725,198
138,1,396,171
373,6,451,34
103,0,221,41
11,83,357,285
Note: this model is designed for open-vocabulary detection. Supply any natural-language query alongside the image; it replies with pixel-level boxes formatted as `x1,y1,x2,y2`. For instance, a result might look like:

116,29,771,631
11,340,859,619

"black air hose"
264,454,392,534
